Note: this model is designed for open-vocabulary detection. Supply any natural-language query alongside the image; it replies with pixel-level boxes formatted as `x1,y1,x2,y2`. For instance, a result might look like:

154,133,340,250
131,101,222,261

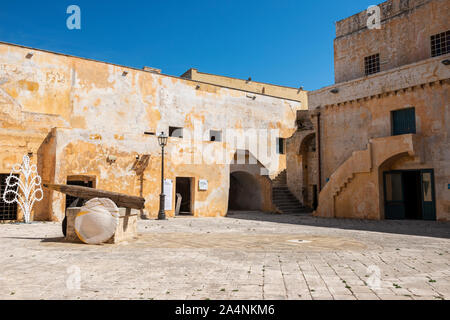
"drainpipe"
316,110,322,191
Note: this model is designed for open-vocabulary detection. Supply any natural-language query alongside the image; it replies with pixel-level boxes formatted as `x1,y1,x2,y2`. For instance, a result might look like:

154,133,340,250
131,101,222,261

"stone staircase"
272,170,310,214
315,133,422,218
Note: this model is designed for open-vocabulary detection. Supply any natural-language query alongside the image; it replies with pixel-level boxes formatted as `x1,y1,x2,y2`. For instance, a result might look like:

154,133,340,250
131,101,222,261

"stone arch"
298,132,316,155
298,132,317,208
377,151,416,219
228,171,263,211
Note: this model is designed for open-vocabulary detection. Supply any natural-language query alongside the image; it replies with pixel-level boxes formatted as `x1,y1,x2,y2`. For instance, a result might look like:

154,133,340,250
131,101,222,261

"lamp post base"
157,211,166,220
158,193,167,220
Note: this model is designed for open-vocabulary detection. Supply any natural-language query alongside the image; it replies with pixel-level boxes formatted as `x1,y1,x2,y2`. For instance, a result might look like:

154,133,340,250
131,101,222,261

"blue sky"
0,0,379,91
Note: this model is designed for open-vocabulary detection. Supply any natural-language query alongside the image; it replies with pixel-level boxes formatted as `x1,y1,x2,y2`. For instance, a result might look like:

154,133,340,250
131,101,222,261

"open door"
421,169,436,221
384,172,405,219
384,170,436,221
175,177,192,215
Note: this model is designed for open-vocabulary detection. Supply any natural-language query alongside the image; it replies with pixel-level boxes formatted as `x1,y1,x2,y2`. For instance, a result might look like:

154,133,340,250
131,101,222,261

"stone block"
65,207,138,244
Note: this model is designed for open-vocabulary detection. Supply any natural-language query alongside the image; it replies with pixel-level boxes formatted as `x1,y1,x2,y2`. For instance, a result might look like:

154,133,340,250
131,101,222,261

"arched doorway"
298,133,317,209
228,171,262,211
379,154,436,221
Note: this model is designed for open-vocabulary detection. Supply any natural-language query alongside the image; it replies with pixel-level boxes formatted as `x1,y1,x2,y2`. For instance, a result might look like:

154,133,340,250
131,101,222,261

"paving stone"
0,211,449,300
332,294,357,300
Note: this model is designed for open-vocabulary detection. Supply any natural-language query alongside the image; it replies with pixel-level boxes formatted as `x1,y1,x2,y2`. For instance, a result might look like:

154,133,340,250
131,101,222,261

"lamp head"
158,132,168,147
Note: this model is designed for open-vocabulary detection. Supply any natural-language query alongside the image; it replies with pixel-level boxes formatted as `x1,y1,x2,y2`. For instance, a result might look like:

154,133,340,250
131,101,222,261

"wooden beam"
44,183,145,210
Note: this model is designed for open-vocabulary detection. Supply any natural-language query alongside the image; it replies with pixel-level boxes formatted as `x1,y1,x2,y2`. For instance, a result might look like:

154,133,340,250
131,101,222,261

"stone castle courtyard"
1,212,449,300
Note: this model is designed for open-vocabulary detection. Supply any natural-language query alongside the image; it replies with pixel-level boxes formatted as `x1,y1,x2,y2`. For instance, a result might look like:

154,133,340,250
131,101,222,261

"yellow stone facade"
181,68,307,102
0,0,448,223
287,0,450,221
0,42,305,222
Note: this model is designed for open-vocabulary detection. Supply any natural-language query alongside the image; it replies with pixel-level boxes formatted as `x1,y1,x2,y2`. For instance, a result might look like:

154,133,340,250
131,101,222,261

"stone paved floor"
0,211,449,300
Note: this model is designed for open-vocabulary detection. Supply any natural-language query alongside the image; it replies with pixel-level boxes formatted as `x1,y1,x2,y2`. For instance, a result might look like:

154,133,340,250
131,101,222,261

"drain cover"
287,239,312,244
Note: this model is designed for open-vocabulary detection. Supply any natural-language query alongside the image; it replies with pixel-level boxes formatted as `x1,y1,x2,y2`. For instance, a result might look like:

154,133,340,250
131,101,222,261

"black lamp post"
157,132,168,220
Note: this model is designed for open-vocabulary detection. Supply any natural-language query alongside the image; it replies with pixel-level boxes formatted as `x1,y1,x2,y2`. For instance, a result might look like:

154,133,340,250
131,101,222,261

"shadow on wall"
226,211,450,239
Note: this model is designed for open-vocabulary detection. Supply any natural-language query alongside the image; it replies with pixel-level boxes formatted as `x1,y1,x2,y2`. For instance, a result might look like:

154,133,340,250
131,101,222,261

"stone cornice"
309,54,450,110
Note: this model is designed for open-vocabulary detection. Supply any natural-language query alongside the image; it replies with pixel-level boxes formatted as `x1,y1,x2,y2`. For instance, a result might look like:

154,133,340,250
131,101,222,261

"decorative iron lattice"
2,155,43,223
0,174,19,220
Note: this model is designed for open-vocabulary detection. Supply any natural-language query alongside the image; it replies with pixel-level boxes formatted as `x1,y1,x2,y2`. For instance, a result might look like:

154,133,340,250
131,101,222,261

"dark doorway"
65,179,94,209
384,169,436,221
402,171,422,220
176,177,192,215
228,171,262,211
312,185,318,211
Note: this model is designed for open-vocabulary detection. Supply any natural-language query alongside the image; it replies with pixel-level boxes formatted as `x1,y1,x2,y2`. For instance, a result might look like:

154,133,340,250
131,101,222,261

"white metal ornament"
2,155,43,223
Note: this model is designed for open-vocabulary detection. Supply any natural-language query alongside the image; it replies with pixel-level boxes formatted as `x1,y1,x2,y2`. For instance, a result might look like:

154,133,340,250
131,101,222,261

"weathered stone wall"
182,68,308,102
0,42,303,221
285,0,449,220
286,129,318,207
308,55,449,220
334,0,449,83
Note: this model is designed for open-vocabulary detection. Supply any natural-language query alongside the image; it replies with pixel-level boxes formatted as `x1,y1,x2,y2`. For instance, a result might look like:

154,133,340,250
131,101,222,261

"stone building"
1,0,448,224
0,42,307,222
181,68,306,102
287,0,449,221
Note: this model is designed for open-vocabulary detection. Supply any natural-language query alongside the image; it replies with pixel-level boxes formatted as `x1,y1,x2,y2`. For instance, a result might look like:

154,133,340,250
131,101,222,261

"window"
210,130,222,142
66,177,95,209
0,174,19,220
392,108,416,136
431,30,450,57
364,53,380,76
169,127,183,138
276,138,285,155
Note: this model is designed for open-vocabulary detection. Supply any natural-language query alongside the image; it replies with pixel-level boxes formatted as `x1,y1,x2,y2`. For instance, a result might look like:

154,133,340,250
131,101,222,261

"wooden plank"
44,183,145,210
119,214,138,219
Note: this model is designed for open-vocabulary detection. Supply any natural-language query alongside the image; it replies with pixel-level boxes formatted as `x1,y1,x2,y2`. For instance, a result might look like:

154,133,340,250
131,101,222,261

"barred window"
0,174,19,220
276,138,285,155
431,30,450,57
364,54,380,76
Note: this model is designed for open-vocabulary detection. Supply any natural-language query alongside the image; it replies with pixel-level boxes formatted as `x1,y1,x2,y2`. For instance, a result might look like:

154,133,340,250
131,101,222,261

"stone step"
272,196,298,201
282,210,311,215
274,202,304,208
272,170,287,185
272,194,297,198
276,206,305,211
273,192,296,196
271,182,310,214
273,197,299,201
271,173,311,214
272,191,293,194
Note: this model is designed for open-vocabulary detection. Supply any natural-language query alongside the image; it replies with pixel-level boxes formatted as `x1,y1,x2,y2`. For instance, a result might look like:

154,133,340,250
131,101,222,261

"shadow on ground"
227,211,450,239
3,236,75,244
